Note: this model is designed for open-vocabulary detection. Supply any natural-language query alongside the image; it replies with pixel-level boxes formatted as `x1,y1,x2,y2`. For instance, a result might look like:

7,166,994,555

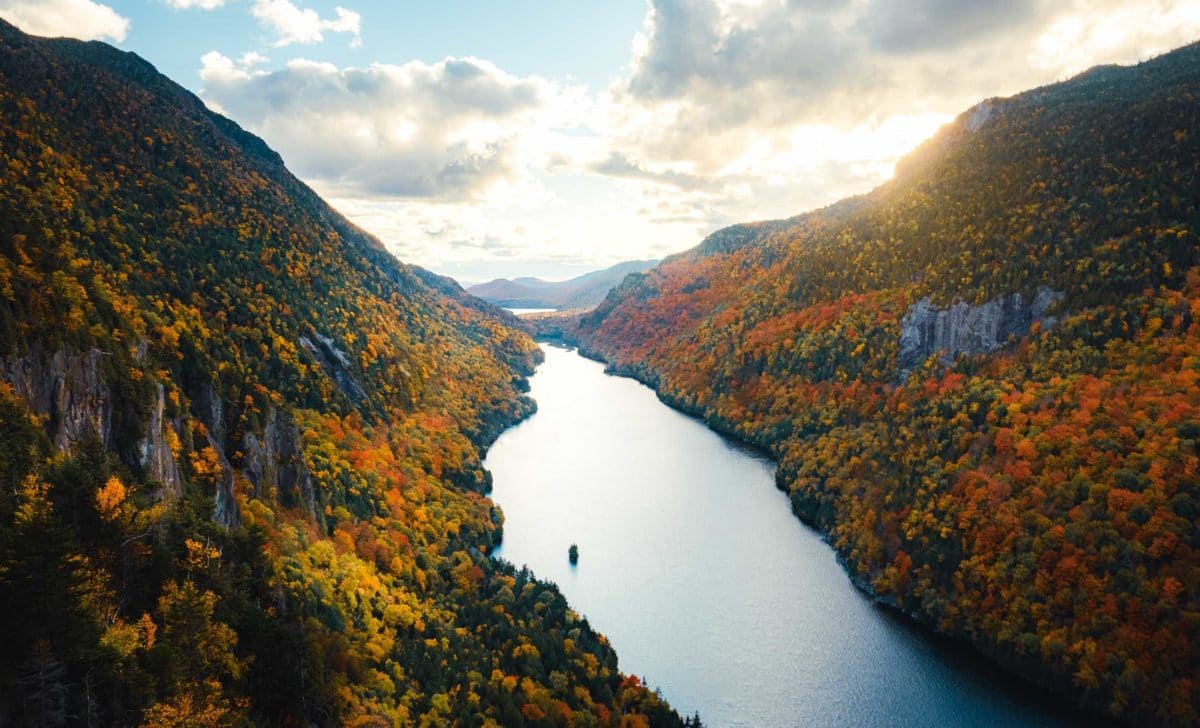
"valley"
0,6,1197,727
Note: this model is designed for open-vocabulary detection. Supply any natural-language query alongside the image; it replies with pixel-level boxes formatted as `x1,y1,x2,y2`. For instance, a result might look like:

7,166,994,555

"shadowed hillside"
0,20,685,726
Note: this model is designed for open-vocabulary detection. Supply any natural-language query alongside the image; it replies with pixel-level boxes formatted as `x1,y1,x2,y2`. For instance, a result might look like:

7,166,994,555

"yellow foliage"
95,476,126,521
140,613,157,650
101,619,141,658
189,445,223,482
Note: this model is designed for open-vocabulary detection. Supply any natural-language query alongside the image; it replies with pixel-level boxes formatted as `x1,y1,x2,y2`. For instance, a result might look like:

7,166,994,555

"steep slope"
0,20,683,726
573,42,1200,723
468,259,659,309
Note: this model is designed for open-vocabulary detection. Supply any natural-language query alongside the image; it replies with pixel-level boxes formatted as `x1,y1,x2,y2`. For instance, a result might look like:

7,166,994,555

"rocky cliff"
240,407,319,521
897,287,1062,375
2,345,182,501
1,346,113,452
0,344,315,528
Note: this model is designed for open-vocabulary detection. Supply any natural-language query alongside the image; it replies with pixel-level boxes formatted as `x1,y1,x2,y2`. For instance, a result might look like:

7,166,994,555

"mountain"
568,42,1200,723
0,20,684,726
468,259,659,309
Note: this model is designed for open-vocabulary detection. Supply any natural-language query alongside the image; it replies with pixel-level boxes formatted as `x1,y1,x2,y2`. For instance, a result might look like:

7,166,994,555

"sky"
2,1,1199,284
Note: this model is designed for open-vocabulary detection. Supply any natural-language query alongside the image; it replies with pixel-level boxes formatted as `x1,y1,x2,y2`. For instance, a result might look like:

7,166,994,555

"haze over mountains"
467,259,659,310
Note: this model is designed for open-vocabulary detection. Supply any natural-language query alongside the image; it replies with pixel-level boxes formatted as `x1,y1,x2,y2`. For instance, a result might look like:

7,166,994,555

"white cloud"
619,0,1200,156
163,0,226,9
595,0,1200,227
196,49,685,279
0,0,129,42
1031,0,1200,76
199,52,584,200
195,0,1200,280
239,51,269,67
250,0,361,47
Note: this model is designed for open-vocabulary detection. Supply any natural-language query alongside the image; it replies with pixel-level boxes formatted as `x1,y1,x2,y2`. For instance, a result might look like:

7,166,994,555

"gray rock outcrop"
139,382,183,498
300,333,367,404
2,346,113,451
203,428,241,529
2,345,186,500
193,381,225,445
898,287,1062,375
964,98,1000,132
2,343,332,529
241,407,318,519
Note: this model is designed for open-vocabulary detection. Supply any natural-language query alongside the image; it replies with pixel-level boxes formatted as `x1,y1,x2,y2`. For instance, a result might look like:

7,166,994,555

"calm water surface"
485,345,1085,727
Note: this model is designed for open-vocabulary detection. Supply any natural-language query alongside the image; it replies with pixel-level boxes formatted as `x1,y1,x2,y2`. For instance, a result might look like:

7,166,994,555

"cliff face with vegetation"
573,43,1200,723
0,21,684,726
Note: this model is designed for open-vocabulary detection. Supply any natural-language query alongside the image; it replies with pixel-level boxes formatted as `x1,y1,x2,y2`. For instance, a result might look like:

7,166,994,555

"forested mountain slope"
0,20,682,726
573,42,1200,723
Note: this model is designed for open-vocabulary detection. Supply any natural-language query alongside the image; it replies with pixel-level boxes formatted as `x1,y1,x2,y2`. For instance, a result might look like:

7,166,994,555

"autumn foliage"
572,42,1200,724
0,20,684,727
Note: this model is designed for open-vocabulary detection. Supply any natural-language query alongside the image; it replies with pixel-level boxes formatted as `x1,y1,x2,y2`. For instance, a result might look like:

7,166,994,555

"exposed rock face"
193,382,225,445
205,429,241,529
300,333,367,404
2,346,113,451
2,345,317,528
898,287,1062,374
3,346,187,500
241,407,318,519
139,383,183,498
191,382,322,527
965,98,1001,132
189,380,240,526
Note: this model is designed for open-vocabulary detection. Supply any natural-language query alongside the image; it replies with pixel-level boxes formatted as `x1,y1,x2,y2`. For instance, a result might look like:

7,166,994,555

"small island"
568,544,579,565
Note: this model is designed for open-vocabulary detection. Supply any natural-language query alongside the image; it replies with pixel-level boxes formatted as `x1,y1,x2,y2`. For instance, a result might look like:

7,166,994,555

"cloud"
163,0,225,9
239,51,268,67
590,152,722,192
195,0,1200,281
609,0,1200,179
858,0,1042,54
627,0,860,102
1030,1,1200,76
200,53,568,200
0,0,129,41
196,50,645,281
250,0,361,47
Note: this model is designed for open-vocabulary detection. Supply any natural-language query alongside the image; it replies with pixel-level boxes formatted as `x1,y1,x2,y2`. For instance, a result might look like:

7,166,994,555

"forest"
0,20,689,726
568,41,1200,724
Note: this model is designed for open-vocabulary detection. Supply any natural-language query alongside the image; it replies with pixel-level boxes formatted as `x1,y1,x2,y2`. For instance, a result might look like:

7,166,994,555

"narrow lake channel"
485,344,1085,727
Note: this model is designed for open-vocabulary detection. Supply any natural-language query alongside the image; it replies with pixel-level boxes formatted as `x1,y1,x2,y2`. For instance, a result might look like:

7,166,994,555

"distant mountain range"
468,259,658,309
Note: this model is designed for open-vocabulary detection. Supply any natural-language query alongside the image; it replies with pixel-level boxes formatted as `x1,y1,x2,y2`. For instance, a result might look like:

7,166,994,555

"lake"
484,344,1086,727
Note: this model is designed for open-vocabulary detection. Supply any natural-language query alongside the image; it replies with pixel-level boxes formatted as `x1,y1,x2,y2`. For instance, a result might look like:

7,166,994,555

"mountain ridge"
567,38,1200,724
468,259,659,309
0,19,683,726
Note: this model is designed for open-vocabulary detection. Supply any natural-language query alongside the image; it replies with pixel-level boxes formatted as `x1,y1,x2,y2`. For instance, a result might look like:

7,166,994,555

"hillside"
0,20,684,726
468,259,658,309
571,42,1200,723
